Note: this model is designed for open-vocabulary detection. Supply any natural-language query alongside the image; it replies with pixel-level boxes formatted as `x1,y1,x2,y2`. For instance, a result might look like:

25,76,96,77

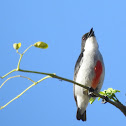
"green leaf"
34,41,48,49
106,88,113,93
113,89,120,93
99,91,105,95
89,97,96,104
105,88,120,95
98,97,101,101
99,88,120,102
13,43,21,50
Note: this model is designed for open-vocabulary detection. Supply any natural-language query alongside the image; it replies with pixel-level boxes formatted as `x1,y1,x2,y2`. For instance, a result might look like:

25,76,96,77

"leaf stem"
23,45,33,54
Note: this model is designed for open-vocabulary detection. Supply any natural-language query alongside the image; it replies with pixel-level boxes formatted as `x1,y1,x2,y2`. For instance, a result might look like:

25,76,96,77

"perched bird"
73,28,105,121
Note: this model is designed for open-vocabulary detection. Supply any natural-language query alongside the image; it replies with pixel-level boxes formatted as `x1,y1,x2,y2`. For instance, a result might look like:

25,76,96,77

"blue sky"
0,0,126,125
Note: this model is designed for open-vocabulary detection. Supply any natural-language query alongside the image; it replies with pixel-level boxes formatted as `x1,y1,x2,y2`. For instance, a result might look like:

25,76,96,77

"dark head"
81,28,95,52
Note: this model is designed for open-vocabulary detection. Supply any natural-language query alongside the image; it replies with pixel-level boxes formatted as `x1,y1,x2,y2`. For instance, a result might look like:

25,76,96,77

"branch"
18,69,126,116
1,42,126,116
94,91,126,116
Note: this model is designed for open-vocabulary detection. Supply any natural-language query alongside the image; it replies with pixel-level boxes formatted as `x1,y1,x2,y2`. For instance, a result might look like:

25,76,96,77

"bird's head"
81,28,98,52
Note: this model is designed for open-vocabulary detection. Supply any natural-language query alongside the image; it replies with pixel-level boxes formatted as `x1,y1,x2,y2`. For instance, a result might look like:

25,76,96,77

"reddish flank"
92,60,103,89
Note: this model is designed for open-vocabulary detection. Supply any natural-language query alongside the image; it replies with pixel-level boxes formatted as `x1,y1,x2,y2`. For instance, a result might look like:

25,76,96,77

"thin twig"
1,69,17,79
0,75,35,88
0,75,51,110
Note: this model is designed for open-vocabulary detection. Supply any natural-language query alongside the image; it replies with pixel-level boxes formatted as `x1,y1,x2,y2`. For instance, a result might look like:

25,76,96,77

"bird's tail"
76,108,86,121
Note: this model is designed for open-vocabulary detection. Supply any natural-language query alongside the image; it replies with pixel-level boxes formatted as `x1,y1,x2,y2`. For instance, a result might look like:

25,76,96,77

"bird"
73,28,105,121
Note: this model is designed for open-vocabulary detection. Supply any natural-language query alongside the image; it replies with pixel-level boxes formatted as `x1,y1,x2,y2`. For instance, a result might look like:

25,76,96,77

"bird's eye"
82,37,85,40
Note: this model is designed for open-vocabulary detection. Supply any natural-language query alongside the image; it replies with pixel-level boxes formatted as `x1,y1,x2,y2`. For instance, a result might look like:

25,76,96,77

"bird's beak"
88,28,95,37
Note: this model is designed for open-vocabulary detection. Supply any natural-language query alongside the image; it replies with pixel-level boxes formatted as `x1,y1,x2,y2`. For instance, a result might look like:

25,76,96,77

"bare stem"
17,54,23,70
1,69,17,79
0,45,34,79
17,45,33,70
0,75,35,89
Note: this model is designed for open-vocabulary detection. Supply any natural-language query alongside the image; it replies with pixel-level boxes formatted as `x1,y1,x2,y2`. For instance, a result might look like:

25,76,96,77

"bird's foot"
88,87,96,97
102,96,109,104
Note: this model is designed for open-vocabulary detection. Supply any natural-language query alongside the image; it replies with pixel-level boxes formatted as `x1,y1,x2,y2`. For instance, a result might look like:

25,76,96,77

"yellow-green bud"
13,43,21,50
34,41,48,49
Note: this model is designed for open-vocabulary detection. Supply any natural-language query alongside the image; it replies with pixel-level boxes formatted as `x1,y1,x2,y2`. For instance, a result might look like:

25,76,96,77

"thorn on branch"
102,96,109,104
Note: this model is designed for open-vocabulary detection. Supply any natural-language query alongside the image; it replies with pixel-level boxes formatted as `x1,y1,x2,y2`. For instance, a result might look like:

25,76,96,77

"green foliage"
89,88,120,104
34,41,48,49
89,97,95,104
13,43,21,50
99,88,120,102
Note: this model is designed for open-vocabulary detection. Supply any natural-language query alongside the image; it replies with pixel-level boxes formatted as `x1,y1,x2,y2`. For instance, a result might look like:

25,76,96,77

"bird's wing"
73,51,84,102
74,51,84,81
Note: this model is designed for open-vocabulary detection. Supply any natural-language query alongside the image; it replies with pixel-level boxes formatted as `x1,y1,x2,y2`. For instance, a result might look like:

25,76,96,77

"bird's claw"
88,87,96,97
